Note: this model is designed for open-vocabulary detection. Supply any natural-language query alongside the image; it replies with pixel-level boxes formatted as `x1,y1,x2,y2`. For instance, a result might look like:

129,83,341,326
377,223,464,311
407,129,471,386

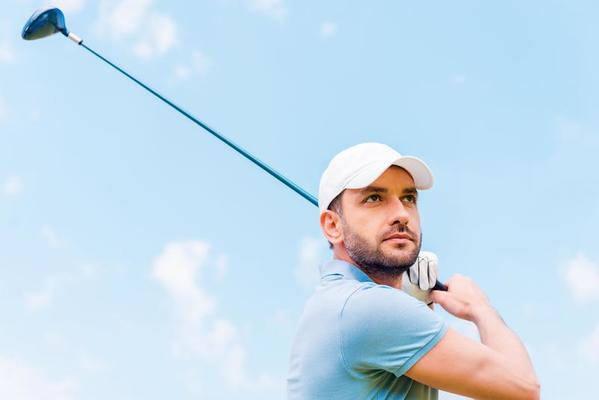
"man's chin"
381,239,416,251
379,242,419,265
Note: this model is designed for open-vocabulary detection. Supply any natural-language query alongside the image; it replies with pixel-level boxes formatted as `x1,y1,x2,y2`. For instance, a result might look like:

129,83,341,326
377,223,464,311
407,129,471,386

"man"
287,143,540,399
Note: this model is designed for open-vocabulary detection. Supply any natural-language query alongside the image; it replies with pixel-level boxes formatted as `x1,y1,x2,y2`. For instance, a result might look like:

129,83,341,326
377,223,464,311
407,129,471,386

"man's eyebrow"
358,186,388,194
357,186,418,194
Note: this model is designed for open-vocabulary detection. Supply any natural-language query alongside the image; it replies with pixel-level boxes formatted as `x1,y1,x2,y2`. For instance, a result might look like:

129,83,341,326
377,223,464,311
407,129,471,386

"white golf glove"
401,251,439,305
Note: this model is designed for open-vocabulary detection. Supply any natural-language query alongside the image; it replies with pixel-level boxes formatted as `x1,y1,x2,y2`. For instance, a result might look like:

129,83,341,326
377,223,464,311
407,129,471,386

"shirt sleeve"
340,284,448,377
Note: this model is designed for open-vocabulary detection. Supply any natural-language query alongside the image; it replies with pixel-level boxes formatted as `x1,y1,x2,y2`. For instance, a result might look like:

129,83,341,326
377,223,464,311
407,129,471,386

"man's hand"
408,274,541,399
401,251,439,304
429,274,494,322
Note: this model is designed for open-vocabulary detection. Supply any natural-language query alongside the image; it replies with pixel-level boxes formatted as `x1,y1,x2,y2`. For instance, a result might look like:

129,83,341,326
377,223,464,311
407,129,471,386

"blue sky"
1,0,598,398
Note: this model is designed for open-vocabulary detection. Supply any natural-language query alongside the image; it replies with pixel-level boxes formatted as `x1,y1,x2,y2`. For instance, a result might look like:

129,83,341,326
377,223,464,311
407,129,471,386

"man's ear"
320,210,344,246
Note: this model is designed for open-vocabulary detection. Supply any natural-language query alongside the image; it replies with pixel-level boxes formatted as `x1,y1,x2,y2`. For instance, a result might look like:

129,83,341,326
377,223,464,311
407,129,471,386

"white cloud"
0,41,15,63
152,240,282,394
172,50,212,82
438,308,479,342
25,279,57,311
152,240,215,324
451,75,466,86
214,253,229,280
0,97,9,123
98,0,150,36
248,0,287,22
449,318,479,341
580,322,599,364
294,236,327,291
80,263,98,277
41,225,65,248
563,253,599,303
191,51,211,76
269,307,295,333
554,118,599,170
3,175,23,196
173,64,192,81
77,352,108,374
30,109,42,122
25,264,94,312
557,117,597,145
133,14,177,59
0,354,77,400
440,391,470,399
45,0,87,13
320,21,337,39
96,0,177,59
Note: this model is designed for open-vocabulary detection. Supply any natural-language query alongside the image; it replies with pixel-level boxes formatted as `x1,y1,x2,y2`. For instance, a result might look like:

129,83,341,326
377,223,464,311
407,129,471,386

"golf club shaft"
78,42,447,292
80,42,318,208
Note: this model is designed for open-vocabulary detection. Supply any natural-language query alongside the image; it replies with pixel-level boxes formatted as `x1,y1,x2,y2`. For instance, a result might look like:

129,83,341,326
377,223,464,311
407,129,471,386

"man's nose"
388,197,410,226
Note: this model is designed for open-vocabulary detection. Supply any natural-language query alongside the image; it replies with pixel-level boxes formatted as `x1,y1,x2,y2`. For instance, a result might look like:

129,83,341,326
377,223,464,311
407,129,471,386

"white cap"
318,143,434,212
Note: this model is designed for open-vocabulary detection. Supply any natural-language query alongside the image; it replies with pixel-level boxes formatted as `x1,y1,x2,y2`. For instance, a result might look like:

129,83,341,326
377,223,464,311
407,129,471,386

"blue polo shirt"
287,259,448,399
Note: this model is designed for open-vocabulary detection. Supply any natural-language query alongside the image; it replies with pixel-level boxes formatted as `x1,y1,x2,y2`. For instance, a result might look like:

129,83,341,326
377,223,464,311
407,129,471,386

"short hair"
326,191,344,249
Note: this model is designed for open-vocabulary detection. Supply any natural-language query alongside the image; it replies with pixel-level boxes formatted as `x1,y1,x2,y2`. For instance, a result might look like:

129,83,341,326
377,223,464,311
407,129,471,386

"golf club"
22,7,448,292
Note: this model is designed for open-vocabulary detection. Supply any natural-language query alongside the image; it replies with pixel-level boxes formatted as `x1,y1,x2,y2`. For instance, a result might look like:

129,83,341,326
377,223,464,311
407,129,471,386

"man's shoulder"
342,282,423,318
339,282,444,346
338,282,447,378
307,278,433,332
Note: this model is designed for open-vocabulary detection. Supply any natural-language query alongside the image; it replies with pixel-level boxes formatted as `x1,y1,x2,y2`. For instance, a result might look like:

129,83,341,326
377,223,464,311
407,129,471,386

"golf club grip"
78,42,447,293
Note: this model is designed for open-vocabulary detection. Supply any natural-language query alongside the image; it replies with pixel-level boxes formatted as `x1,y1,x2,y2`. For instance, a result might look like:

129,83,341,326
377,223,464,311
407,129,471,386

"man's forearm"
473,306,538,384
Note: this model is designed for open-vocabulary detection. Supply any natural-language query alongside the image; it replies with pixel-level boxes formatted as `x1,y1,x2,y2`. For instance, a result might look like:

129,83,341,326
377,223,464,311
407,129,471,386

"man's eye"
365,194,382,203
402,195,417,204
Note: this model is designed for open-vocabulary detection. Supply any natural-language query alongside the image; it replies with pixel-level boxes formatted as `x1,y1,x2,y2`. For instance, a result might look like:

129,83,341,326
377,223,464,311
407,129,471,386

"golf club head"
21,7,68,40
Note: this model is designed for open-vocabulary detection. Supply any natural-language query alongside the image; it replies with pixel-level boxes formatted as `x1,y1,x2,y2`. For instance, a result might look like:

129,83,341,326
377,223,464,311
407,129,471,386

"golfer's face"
342,166,421,259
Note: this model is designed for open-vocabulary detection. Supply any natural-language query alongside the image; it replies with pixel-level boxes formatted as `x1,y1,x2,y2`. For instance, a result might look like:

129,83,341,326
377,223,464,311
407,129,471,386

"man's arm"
405,275,540,400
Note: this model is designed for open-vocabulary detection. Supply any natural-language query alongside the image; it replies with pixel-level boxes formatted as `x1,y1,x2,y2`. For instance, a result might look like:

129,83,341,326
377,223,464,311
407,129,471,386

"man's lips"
382,233,413,242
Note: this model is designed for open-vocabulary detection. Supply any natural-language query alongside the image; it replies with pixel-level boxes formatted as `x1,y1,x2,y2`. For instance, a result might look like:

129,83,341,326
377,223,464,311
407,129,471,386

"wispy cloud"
98,0,149,36
440,391,471,400
449,317,479,341
41,225,66,248
3,176,23,196
0,22,15,64
248,0,287,22
579,322,599,364
437,308,479,341
320,21,337,39
45,0,87,13
557,117,598,146
77,352,108,374
133,14,177,59
0,354,77,399
214,253,229,280
450,75,466,86
0,41,15,64
563,253,599,303
152,240,282,394
294,236,327,291
269,307,295,333
24,264,94,312
0,97,9,123
553,118,599,172
96,0,177,59
172,50,212,82
152,240,215,324
24,279,57,312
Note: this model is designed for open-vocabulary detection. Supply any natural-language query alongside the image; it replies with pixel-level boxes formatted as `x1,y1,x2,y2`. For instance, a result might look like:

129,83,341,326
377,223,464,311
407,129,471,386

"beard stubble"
343,221,421,280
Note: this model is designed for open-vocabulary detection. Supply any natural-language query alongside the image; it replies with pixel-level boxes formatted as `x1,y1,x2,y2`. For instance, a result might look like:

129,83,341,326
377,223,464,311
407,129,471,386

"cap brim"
393,156,434,189
345,156,433,190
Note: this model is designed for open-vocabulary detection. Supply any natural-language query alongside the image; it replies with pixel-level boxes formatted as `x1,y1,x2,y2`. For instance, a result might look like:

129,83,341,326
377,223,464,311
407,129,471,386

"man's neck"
333,248,403,290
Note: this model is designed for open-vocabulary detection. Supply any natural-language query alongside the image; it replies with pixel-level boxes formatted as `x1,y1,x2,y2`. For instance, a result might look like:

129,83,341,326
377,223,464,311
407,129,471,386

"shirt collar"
319,259,373,283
